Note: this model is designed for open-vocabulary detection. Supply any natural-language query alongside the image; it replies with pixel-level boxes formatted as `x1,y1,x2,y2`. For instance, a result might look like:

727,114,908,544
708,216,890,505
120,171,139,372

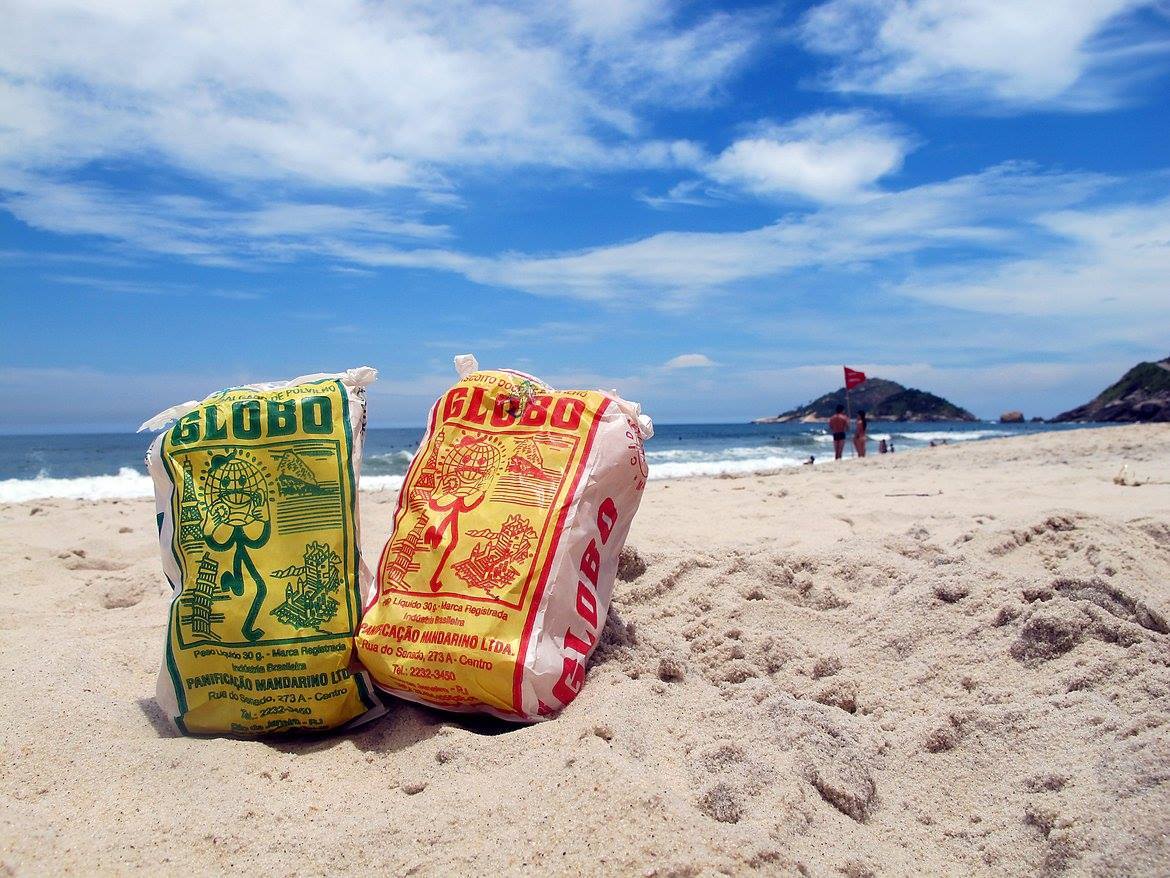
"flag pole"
844,366,853,457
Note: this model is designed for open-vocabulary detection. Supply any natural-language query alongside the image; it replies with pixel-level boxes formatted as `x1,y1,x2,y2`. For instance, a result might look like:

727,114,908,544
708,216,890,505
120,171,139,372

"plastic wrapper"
140,368,383,735
356,355,652,721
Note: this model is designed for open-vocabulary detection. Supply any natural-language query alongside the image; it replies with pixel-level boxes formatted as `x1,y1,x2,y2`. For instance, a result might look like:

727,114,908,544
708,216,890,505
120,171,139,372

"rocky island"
755,377,977,423
1051,355,1170,423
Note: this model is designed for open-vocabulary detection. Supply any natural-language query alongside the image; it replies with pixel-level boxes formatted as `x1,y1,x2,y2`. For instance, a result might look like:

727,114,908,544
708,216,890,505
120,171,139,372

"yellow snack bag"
140,368,383,735
356,355,652,721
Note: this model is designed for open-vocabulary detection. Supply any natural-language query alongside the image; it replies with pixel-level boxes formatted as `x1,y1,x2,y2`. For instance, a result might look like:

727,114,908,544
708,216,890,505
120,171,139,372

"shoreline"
2,423,1168,875
0,421,1123,505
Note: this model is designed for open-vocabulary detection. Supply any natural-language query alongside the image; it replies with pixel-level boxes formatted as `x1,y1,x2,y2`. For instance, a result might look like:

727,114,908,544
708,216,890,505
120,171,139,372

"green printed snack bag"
140,368,383,735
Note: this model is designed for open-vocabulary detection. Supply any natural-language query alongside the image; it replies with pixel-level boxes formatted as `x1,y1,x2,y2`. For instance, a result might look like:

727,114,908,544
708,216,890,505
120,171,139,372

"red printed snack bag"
356,355,652,721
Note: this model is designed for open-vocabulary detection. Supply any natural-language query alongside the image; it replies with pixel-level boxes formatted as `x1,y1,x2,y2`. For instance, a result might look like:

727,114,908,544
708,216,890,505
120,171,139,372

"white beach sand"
2,424,1168,876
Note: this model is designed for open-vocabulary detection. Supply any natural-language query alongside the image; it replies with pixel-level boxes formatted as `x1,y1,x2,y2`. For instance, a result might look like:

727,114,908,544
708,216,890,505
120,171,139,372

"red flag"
844,366,866,390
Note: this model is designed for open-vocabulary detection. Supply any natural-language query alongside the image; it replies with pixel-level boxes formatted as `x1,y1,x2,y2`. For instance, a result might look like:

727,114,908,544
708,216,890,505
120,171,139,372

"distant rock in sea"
1000,411,1024,423
1050,356,1170,423
755,377,977,423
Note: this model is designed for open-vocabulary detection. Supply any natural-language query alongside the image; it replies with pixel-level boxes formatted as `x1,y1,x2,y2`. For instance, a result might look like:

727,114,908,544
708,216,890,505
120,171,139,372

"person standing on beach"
828,404,849,460
853,410,868,458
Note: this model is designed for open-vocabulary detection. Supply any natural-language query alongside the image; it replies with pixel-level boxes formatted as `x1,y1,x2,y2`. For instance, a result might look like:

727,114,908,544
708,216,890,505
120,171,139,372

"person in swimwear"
828,404,849,460
853,410,868,457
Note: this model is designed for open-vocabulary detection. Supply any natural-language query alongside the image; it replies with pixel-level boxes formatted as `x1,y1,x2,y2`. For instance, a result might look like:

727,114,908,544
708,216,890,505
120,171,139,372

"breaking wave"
364,450,415,476
0,466,406,502
648,456,809,479
0,466,154,502
885,429,1012,442
361,475,406,492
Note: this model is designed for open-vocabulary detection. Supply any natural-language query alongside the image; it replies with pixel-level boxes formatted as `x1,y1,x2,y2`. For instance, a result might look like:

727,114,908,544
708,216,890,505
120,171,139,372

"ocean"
0,420,1105,503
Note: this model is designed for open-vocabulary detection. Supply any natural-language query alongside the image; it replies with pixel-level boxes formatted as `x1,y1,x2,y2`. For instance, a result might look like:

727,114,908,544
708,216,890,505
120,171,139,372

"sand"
1,424,1168,877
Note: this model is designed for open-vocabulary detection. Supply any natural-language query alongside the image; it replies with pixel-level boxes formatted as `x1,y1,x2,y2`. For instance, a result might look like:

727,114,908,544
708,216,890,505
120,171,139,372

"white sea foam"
0,467,154,502
648,456,808,480
888,429,1012,442
366,450,415,464
0,467,406,503
809,428,1012,444
647,445,813,462
361,475,406,492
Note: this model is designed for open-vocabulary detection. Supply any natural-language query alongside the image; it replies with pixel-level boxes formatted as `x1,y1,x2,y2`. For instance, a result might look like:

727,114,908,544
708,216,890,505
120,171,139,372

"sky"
1,0,1169,432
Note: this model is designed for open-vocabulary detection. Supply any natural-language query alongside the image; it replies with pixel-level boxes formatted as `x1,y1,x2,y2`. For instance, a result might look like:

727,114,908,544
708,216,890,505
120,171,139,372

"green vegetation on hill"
1052,356,1170,423
757,377,976,422
875,388,975,421
1097,361,1170,403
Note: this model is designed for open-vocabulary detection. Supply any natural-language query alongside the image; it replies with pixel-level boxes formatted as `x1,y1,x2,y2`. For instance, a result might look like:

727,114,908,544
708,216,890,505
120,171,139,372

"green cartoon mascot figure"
203,451,271,642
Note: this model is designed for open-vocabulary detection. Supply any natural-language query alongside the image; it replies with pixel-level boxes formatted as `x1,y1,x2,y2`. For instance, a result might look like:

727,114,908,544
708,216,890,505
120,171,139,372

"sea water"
0,421,1103,502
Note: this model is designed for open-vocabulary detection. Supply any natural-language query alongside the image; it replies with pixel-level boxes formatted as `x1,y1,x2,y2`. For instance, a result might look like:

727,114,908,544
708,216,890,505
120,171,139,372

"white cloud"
307,165,1170,373
897,197,1170,318
566,1,765,106
637,180,721,210
45,275,182,296
0,175,448,266
706,112,910,202
42,274,262,300
799,0,1165,108
21,157,1148,330
326,163,1107,302
567,0,662,39
0,0,753,189
664,353,716,369
0,1,763,268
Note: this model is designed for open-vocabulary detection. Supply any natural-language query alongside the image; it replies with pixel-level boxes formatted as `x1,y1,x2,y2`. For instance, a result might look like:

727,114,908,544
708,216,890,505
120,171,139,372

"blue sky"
2,0,1169,432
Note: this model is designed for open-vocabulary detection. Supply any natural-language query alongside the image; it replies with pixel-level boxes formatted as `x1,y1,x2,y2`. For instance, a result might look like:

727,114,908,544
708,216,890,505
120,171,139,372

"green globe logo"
210,456,268,526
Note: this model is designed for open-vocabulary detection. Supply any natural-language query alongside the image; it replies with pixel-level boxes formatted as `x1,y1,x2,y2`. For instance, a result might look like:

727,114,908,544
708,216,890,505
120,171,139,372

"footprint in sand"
691,742,778,825
101,579,148,609
697,782,743,823
61,549,130,571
